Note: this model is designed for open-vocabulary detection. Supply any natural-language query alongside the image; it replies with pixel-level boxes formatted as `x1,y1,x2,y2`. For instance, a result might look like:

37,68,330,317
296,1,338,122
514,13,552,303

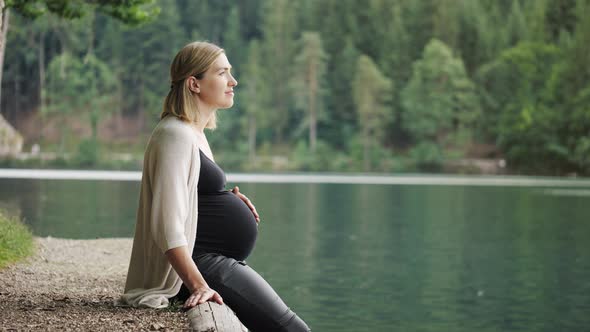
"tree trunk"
363,127,370,172
86,13,94,58
309,97,316,153
187,302,246,331
0,1,9,114
248,116,256,165
39,31,45,141
309,67,317,154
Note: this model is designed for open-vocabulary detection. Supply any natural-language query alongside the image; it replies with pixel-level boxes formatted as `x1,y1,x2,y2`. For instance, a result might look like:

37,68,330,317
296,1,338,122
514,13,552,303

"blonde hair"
161,41,225,129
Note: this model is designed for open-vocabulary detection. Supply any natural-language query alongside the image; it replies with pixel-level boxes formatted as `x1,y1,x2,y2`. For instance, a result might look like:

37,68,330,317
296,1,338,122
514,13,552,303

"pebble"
0,237,190,331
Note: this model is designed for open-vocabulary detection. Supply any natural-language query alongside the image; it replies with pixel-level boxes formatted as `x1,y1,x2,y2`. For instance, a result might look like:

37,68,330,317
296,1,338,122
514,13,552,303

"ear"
187,76,201,94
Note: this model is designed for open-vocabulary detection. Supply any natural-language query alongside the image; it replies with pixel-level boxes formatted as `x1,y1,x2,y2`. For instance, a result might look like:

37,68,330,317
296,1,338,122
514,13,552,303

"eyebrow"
214,66,232,71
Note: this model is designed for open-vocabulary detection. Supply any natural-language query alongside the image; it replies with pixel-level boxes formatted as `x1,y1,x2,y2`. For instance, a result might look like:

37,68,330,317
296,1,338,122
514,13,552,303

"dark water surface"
1,178,589,331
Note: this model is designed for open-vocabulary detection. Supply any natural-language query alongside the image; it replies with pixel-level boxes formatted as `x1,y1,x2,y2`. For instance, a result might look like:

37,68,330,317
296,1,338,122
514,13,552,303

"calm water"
1,177,590,331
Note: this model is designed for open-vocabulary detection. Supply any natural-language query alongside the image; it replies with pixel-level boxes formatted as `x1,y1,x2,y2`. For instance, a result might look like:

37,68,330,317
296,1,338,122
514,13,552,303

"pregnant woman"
120,41,310,331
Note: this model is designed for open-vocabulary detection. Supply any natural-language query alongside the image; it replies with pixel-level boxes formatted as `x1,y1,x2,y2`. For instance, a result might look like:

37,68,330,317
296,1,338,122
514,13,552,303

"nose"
229,73,238,87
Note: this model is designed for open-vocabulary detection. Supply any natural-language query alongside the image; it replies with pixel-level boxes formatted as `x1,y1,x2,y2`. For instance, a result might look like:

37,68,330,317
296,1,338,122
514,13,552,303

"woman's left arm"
231,186,260,223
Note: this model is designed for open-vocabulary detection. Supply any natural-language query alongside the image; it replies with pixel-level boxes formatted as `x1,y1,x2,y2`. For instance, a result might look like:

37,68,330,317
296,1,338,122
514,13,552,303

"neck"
193,99,216,133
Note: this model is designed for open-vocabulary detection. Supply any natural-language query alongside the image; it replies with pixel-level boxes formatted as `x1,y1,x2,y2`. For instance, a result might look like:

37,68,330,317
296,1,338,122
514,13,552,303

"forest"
1,0,589,175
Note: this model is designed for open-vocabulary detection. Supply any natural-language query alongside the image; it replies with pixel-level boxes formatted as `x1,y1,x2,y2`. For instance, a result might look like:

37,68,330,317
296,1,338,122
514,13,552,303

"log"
186,302,246,332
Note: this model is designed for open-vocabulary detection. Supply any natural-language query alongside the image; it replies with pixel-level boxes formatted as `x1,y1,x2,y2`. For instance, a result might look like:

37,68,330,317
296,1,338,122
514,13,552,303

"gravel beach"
0,237,189,331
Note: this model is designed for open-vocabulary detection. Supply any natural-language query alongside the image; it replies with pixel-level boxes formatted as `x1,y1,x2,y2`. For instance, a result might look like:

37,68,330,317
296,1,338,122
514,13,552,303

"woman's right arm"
165,246,223,308
148,125,221,308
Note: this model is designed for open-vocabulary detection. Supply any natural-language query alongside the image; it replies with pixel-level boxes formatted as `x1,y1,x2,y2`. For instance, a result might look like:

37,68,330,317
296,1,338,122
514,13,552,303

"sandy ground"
0,237,189,331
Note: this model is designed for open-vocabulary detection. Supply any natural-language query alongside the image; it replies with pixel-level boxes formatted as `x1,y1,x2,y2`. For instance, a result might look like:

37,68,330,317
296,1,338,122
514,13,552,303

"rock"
150,322,165,330
0,114,23,157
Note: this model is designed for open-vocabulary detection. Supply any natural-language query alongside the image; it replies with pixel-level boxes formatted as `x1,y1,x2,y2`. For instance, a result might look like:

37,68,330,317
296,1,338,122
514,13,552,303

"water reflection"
0,179,139,238
0,179,589,331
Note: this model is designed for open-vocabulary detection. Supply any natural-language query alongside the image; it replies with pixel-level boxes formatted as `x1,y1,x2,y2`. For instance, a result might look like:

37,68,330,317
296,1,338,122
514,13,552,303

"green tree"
352,54,392,171
43,52,118,153
259,0,297,144
401,39,481,165
113,0,183,120
432,0,460,49
504,0,528,47
241,39,269,164
455,0,497,74
291,31,328,153
222,6,243,67
476,42,562,172
545,0,578,42
545,1,590,173
5,0,158,23
312,0,359,148
1,0,157,132
379,2,411,148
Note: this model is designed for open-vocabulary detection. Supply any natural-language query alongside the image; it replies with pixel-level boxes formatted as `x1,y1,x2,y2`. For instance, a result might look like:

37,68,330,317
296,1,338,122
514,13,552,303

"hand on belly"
196,192,259,260
230,186,260,224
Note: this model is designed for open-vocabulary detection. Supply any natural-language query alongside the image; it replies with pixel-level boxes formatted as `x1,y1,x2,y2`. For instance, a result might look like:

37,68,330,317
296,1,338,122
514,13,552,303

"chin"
220,101,234,109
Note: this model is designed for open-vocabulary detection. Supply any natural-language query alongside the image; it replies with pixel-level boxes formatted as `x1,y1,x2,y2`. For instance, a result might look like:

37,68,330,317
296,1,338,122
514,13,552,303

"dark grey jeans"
174,253,311,332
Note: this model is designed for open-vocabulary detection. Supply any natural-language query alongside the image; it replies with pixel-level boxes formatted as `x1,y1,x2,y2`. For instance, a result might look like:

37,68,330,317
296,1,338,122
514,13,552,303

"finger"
245,199,254,210
238,192,249,202
240,193,252,206
192,293,203,306
198,290,212,304
246,202,259,219
184,296,195,308
239,194,255,210
236,192,259,219
249,203,259,218
213,292,224,305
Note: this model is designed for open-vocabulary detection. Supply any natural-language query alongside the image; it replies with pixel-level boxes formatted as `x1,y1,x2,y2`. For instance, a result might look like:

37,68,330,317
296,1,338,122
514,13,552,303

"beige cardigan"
120,116,200,308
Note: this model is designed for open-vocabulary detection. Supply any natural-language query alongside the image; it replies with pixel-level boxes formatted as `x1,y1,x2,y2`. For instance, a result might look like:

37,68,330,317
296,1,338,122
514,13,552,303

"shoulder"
144,116,198,162
152,116,197,143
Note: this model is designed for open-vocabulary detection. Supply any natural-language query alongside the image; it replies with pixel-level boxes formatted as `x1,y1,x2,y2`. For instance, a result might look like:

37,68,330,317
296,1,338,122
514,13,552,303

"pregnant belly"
194,191,258,261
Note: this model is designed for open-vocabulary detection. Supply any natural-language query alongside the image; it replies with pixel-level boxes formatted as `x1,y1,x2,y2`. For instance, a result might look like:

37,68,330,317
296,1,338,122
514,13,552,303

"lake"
1,172,589,331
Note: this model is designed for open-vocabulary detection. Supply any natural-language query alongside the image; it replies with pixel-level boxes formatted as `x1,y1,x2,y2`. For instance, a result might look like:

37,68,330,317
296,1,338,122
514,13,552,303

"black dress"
174,149,311,332
192,149,258,261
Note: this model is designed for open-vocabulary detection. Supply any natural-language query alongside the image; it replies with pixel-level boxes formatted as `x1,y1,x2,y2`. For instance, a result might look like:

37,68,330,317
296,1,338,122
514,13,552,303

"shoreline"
1,168,589,187
0,237,188,331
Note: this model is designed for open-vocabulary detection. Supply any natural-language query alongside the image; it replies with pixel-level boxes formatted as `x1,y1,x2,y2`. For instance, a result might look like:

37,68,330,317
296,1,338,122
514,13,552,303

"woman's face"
196,53,238,110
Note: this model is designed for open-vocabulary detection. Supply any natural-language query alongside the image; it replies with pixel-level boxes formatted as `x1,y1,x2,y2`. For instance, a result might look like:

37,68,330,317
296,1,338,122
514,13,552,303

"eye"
219,70,226,76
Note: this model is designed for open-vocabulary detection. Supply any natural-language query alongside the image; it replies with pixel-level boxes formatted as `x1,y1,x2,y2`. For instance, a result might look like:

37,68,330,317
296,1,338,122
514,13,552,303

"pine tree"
379,2,411,148
241,39,268,164
505,0,528,47
117,0,184,121
455,0,496,74
1,0,158,131
43,52,118,153
545,0,578,42
403,0,437,61
291,31,328,153
259,0,297,144
312,0,359,148
222,6,243,67
401,39,480,164
352,54,392,171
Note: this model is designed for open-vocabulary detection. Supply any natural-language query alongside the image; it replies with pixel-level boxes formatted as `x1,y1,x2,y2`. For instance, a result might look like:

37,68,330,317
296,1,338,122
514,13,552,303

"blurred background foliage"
1,0,589,175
